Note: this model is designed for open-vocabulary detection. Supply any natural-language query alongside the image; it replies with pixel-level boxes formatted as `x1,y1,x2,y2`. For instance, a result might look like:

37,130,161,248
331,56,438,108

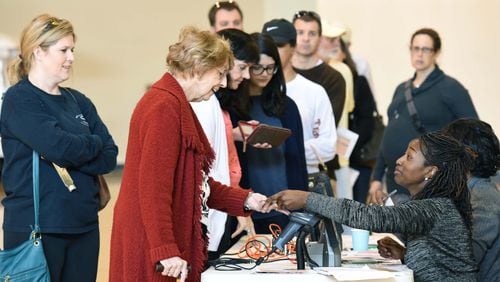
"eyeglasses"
250,64,277,75
293,10,321,22
410,46,434,54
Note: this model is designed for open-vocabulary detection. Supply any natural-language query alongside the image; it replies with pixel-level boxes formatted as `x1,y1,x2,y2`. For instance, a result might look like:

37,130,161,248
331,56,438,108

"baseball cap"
262,18,296,46
322,21,346,38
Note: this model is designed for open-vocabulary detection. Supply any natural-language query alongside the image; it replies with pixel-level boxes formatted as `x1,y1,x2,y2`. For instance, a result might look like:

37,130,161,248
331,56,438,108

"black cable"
210,242,276,271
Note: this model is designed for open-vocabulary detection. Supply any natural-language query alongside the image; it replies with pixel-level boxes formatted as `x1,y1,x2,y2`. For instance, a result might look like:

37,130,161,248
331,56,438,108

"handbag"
307,145,335,196
0,151,51,281
357,110,385,163
97,175,111,211
62,88,111,211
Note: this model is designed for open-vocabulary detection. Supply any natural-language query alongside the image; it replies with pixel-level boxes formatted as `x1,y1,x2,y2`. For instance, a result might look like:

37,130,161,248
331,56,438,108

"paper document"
336,127,359,159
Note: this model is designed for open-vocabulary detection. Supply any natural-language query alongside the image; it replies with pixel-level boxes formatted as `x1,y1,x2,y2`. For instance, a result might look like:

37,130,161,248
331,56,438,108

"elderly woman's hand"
244,192,269,212
267,190,310,211
158,256,188,281
232,216,256,238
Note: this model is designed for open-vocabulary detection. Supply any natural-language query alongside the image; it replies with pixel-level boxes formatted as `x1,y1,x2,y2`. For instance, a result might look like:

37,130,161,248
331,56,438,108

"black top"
349,75,376,166
373,66,478,194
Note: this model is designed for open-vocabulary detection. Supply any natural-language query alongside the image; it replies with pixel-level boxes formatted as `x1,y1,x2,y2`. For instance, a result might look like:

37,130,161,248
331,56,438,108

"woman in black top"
2,14,117,282
368,28,477,205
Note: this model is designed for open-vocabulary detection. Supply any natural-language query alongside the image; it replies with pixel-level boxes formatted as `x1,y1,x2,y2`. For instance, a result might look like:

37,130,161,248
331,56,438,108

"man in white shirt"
262,19,337,175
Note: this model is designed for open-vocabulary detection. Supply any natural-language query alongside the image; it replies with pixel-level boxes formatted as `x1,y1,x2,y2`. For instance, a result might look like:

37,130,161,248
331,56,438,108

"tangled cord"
210,224,298,271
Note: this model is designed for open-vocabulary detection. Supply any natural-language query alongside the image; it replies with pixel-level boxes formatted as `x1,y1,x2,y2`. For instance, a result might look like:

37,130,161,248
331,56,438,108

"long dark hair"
339,38,358,78
414,132,475,230
216,28,259,112
232,33,287,119
444,118,500,178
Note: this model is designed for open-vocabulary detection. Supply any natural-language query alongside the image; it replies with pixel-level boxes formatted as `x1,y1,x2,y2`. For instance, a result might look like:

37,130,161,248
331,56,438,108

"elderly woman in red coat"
109,26,270,282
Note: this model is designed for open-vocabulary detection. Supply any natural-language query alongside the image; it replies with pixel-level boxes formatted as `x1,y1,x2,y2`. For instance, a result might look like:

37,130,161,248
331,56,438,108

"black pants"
4,228,99,282
207,215,242,261
351,165,372,203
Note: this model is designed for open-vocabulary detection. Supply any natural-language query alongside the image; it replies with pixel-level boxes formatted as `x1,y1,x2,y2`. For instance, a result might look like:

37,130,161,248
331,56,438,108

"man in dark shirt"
291,11,346,176
291,11,345,125
208,1,244,32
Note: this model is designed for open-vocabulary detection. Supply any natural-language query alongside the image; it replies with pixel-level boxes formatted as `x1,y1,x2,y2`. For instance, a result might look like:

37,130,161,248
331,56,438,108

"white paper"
385,197,394,206
336,127,359,159
334,167,360,200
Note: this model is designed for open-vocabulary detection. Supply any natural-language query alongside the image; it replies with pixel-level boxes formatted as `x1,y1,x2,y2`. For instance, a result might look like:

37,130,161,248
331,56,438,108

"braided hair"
443,118,500,178
413,132,476,230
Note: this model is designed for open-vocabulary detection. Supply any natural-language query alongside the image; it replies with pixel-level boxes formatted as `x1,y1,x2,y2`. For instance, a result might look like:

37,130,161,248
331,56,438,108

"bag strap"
404,80,426,134
32,151,40,233
310,144,328,172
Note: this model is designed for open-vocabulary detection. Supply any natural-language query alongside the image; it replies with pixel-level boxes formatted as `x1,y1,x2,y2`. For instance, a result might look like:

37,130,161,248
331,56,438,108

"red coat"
109,73,250,282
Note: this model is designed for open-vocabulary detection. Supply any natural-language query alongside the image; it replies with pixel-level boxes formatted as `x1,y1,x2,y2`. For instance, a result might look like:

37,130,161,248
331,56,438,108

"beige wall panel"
1,0,498,164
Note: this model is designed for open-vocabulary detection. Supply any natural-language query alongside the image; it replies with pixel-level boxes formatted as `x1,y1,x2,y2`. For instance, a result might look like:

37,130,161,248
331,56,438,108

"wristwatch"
244,192,253,211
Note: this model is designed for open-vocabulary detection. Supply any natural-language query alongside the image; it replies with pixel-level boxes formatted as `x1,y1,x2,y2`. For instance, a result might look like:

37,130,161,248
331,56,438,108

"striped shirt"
306,193,477,281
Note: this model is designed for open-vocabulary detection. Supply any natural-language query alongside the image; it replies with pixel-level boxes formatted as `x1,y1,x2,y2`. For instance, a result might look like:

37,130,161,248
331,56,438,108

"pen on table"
381,190,397,203
314,268,333,276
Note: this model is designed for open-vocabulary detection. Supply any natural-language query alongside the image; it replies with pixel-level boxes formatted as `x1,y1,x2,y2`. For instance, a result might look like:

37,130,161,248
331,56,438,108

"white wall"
0,0,498,163
316,0,499,134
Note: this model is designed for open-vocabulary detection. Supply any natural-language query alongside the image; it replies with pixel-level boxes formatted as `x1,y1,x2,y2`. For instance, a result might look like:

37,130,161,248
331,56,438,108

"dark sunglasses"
41,18,61,35
293,10,321,22
214,0,238,9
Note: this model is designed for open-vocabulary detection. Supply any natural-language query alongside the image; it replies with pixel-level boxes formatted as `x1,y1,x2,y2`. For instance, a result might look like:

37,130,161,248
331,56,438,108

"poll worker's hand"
158,256,188,281
377,236,405,260
245,192,268,212
268,190,310,211
232,216,256,238
368,181,387,205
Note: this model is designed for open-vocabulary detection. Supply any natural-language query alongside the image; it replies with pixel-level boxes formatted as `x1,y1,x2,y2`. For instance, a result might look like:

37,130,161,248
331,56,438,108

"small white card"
336,127,359,159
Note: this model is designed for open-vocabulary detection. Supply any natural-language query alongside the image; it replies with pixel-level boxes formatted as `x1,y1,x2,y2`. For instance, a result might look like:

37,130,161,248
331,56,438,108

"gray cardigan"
306,193,477,281
468,177,500,282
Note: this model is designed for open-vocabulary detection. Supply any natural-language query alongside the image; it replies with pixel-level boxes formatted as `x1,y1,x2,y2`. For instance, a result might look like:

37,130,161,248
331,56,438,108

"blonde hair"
7,14,75,84
166,26,234,77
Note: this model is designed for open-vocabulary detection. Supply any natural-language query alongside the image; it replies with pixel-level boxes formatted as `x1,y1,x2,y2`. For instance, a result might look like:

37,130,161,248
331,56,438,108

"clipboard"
238,121,292,152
